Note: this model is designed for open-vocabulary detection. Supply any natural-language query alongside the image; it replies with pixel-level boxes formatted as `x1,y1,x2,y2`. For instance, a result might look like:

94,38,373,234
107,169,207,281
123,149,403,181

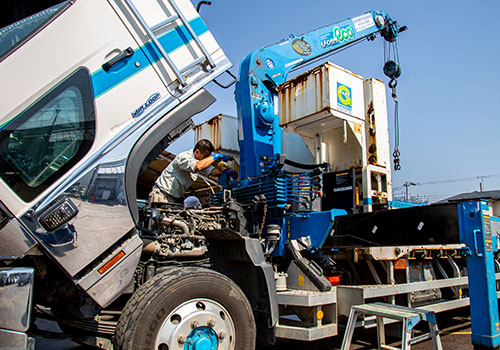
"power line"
394,172,500,190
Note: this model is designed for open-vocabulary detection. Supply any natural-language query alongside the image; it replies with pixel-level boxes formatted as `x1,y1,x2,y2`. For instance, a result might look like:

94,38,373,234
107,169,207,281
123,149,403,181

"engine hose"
186,212,216,221
141,233,205,241
161,217,189,234
142,242,207,258
190,216,196,235
155,234,205,241
159,247,208,258
187,209,223,214
157,208,184,214
159,246,208,258
284,159,329,170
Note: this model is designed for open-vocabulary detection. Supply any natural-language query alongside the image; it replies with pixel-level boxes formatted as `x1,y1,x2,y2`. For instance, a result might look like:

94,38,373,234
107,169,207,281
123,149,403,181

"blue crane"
229,11,500,350
235,10,405,179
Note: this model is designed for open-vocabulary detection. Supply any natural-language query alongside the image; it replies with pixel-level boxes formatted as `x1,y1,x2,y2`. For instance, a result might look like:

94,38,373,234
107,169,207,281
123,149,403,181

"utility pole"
403,181,416,201
478,176,484,192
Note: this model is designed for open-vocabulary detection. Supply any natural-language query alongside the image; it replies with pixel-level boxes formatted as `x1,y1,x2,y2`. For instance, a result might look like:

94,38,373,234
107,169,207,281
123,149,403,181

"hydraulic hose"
284,159,329,170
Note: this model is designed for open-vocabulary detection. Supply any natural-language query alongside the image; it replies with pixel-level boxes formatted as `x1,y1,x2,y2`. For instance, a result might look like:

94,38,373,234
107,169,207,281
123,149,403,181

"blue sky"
178,0,500,202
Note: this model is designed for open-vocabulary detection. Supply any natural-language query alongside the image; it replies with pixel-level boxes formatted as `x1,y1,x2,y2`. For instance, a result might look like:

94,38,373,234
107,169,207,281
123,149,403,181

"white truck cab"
0,1,233,348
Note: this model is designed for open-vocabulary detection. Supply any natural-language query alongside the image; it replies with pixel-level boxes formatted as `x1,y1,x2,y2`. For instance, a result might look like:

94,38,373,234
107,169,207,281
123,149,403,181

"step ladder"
341,302,442,350
125,0,215,86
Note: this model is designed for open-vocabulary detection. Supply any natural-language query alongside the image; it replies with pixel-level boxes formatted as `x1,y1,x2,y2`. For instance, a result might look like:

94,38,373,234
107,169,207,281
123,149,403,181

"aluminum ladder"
341,302,443,350
125,0,215,86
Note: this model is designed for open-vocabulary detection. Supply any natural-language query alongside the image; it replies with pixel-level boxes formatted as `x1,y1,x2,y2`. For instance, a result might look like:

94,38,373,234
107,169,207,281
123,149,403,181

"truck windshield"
0,1,68,58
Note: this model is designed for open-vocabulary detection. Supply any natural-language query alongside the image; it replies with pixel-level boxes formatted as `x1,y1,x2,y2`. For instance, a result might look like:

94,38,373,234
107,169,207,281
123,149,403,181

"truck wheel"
114,267,256,350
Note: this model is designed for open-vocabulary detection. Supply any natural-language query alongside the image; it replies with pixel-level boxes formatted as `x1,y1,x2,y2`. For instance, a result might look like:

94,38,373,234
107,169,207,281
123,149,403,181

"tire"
114,267,256,350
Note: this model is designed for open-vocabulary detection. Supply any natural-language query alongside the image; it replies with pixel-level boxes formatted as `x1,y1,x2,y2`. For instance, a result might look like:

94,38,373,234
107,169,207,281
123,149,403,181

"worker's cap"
184,196,201,209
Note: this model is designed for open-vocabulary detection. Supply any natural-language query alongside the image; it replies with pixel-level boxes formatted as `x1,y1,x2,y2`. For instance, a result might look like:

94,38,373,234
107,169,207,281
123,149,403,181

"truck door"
0,0,176,280
108,0,229,95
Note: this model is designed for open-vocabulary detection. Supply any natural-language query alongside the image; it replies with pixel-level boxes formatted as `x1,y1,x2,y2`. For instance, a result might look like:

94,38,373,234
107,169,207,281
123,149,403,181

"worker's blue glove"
212,152,229,162
225,169,238,180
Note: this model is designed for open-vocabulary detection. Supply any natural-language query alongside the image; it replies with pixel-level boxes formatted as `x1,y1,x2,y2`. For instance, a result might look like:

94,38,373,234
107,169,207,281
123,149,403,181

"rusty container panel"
278,62,365,135
363,78,390,169
194,114,239,153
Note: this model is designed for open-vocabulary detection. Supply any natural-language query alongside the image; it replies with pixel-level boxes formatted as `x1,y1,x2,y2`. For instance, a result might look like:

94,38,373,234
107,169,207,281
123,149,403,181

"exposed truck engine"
138,202,242,260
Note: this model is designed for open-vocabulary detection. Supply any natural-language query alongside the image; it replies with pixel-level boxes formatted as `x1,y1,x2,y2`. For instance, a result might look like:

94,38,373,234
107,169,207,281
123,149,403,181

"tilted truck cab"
0,1,243,348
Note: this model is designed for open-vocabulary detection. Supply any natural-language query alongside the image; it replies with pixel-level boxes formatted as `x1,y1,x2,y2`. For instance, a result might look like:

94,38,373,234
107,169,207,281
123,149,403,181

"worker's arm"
194,153,229,172
194,156,215,172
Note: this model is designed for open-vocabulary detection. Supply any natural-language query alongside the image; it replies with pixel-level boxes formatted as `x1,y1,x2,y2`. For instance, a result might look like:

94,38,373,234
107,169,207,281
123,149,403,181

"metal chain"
384,38,402,171
258,204,267,240
389,79,401,171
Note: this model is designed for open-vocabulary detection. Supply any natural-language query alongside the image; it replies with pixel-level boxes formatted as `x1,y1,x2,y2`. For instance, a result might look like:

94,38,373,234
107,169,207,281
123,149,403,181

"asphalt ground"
33,309,474,350
268,310,474,350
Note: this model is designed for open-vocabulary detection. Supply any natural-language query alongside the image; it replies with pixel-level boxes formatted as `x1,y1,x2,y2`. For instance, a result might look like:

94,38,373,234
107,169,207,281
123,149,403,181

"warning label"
352,13,375,32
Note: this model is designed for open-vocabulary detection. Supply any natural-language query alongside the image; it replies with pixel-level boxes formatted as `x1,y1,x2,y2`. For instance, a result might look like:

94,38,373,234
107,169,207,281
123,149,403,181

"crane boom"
235,10,404,178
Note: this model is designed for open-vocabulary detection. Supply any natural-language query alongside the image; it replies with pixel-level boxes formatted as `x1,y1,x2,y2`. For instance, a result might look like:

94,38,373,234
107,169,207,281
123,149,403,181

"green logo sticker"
320,25,354,48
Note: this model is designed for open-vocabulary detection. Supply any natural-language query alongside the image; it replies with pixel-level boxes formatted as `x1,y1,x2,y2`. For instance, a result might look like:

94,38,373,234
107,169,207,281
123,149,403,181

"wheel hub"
155,298,235,350
186,326,217,349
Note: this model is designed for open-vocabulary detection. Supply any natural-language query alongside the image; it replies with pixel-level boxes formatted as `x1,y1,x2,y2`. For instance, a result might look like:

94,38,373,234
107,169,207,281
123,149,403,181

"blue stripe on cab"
91,17,209,98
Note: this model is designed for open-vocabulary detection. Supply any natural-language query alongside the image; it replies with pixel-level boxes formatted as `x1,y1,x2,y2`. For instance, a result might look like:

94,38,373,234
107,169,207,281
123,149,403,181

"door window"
0,68,95,202
0,1,69,59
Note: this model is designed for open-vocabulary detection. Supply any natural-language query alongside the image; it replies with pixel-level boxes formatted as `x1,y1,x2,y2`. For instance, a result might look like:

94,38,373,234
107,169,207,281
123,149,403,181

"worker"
149,139,230,206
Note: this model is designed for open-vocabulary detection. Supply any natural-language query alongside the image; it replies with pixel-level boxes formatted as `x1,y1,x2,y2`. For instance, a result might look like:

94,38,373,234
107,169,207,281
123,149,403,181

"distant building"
437,190,500,216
